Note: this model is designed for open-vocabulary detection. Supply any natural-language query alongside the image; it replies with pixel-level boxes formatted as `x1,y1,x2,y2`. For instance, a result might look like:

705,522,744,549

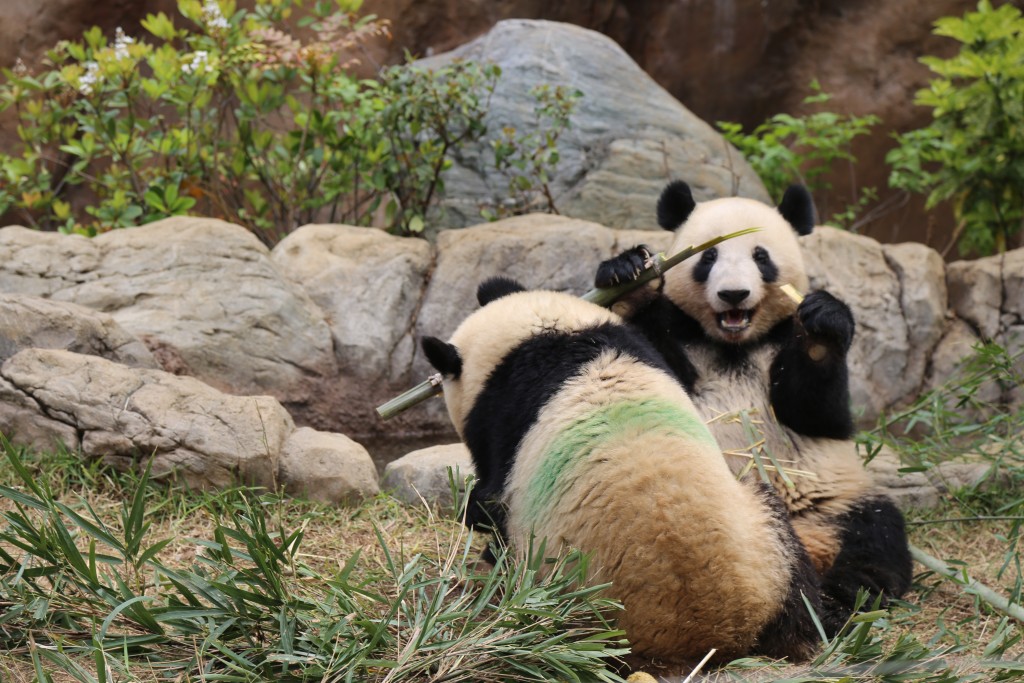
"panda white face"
663,197,809,345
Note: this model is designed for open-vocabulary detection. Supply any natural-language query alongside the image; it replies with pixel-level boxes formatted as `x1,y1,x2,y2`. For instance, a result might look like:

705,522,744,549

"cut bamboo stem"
581,227,761,307
910,544,1024,623
375,373,443,421
376,227,761,420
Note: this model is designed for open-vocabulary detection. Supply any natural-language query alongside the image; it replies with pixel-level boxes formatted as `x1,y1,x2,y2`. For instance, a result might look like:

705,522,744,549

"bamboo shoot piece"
376,227,761,420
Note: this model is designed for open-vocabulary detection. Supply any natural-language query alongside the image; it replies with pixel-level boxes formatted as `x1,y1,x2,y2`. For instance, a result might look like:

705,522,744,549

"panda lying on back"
421,277,824,663
595,180,913,634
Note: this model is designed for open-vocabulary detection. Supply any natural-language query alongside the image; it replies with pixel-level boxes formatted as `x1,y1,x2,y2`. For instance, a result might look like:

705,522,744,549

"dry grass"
1,444,1022,682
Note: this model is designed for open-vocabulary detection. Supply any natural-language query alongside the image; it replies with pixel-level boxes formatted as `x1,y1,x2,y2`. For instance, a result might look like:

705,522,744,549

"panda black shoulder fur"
595,180,913,634
421,277,823,663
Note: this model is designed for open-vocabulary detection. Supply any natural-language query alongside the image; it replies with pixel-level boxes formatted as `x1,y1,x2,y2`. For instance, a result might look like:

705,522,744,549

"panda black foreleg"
465,486,508,537
464,484,511,567
770,291,856,439
820,496,913,630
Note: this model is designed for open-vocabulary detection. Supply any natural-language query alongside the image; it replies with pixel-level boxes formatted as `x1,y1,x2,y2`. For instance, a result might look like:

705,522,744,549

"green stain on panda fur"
522,398,718,526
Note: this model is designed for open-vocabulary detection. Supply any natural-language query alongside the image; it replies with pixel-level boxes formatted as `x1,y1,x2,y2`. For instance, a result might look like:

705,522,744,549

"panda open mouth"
717,309,753,332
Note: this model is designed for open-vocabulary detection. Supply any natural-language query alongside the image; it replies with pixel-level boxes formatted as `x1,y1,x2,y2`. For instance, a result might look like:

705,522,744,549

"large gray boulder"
0,348,292,488
0,348,380,501
271,224,433,384
803,227,947,420
0,219,338,428
947,249,1024,346
946,249,1024,409
382,443,474,508
420,19,768,232
0,293,157,368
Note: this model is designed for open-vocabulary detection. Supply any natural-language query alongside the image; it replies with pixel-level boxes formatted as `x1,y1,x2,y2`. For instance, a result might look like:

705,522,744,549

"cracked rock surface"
418,19,768,233
803,227,948,420
1,215,1020,444
1,293,157,368
0,219,337,412
0,348,379,502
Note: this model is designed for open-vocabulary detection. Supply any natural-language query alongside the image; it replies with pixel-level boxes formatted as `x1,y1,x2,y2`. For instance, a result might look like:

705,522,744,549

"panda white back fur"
596,181,913,635
421,278,822,662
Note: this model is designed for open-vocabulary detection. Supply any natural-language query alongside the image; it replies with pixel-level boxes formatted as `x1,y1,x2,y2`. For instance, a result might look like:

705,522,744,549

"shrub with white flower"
202,0,230,31
113,27,135,61
182,50,214,75
78,61,100,95
0,0,520,246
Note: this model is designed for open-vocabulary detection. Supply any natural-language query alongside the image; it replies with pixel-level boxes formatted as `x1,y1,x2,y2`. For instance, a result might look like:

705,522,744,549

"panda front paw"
797,291,854,353
595,245,653,288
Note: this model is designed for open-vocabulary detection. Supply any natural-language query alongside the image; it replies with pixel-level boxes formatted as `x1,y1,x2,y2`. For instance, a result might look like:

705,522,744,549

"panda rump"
422,279,822,662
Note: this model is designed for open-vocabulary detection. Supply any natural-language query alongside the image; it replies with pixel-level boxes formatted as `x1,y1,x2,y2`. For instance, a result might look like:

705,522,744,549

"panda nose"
718,289,750,306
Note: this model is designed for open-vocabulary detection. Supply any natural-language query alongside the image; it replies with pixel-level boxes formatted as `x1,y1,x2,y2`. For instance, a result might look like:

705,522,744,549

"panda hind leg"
820,495,913,630
751,485,826,661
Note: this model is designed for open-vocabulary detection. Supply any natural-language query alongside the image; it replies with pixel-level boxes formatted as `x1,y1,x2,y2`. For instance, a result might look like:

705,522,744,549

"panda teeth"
718,309,752,331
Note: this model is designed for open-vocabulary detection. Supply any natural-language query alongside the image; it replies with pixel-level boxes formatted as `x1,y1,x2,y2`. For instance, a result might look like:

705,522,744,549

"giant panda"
420,276,825,663
594,180,913,633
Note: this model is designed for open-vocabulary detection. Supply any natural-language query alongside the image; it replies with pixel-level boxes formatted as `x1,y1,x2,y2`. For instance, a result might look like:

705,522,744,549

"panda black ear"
778,185,816,236
657,180,697,231
421,336,462,378
477,276,526,306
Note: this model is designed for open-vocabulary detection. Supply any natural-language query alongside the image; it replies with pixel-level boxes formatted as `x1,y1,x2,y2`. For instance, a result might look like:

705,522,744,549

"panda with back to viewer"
594,179,913,634
420,277,825,663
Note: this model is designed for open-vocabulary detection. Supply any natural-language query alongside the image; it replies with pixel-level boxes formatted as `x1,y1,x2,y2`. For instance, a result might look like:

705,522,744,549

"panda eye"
753,247,769,263
699,247,718,264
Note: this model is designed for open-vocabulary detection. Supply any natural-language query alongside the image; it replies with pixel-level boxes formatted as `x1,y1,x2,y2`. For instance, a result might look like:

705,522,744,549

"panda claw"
595,245,654,288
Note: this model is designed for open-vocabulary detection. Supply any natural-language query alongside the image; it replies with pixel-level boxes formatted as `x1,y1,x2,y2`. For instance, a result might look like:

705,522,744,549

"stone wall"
3,215,1019,441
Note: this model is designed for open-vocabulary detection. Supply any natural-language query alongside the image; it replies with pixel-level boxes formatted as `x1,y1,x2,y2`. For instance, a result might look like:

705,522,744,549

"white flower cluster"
113,27,135,60
202,0,230,30
79,61,100,95
182,50,214,75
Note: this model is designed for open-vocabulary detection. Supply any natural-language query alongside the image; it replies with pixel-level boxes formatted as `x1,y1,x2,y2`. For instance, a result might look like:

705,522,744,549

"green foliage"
859,341,1024,475
859,341,1024,617
887,0,1024,256
482,84,582,220
717,81,880,229
0,437,628,681
0,0,504,243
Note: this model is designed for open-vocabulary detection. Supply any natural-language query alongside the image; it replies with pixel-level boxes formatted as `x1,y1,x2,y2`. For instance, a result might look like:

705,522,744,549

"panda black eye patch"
753,246,779,282
693,247,717,283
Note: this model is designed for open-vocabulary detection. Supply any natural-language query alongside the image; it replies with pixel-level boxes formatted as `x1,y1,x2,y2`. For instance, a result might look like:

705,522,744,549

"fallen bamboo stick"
376,227,761,420
910,545,1024,623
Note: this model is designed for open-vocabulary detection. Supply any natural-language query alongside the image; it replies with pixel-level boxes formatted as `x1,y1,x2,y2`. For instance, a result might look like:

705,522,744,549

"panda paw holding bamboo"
594,179,912,634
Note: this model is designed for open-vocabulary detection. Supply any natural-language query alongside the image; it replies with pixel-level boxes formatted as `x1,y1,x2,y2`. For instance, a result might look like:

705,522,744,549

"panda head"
421,277,619,437
658,181,814,345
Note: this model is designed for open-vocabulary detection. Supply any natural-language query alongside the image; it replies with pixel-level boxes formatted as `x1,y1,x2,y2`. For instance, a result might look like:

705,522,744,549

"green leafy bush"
0,0,504,244
482,83,582,220
887,0,1024,256
718,81,880,229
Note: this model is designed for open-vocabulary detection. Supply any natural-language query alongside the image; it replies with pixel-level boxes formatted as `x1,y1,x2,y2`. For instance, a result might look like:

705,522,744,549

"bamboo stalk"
581,227,761,307
910,544,1024,623
682,648,717,683
375,227,762,420
376,373,443,421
